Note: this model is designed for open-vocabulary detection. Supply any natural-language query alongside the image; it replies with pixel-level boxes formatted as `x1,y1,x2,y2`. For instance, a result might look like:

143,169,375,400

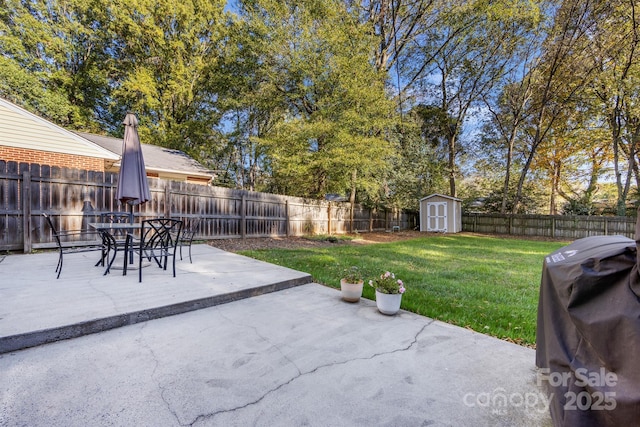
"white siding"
0,100,118,160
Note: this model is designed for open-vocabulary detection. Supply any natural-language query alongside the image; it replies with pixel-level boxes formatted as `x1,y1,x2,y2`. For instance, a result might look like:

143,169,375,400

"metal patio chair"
43,213,113,278
100,211,134,227
177,218,202,263
100,211,135,265
124,218,183,282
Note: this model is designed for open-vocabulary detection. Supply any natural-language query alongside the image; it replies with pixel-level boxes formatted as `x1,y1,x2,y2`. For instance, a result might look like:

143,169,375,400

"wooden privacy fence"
463,213,637,240
0,161,417,252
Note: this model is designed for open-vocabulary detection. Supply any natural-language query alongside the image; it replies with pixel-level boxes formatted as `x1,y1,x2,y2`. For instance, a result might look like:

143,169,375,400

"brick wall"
0,146,105,171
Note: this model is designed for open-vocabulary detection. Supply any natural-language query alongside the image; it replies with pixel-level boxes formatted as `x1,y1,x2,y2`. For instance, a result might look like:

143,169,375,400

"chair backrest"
43,212,103,255
182,218,202,239
100,211,134,238
100,211,133,224
141,218,183,252
42,213,62,247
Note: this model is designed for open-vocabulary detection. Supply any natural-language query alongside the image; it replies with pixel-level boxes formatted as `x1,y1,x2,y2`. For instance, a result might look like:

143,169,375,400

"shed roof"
0,98,119,160
420,193,463,202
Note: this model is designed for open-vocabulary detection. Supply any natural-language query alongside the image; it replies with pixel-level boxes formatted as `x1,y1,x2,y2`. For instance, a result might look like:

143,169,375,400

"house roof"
76,131,213,181
420,193,462,202
0,98,119,160
0,97,213,182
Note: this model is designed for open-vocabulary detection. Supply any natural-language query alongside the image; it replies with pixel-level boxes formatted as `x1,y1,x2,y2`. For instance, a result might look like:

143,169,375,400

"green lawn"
239,234,567,347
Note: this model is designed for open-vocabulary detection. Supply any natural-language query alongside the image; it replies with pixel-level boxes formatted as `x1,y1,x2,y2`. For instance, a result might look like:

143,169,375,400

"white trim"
110,162,213,180
420,193,462,202
453,200,457,232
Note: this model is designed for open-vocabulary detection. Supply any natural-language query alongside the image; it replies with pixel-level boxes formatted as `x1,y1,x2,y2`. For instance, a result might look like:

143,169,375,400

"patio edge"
0,274,312,354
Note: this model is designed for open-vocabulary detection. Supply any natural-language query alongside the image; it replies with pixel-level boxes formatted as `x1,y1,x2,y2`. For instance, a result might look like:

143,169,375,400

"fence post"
551,217,556,238
604,217,608,235
369,209,373,232
241,194,246,239
327,202,332,235
22,171,32,253
285,200,290,237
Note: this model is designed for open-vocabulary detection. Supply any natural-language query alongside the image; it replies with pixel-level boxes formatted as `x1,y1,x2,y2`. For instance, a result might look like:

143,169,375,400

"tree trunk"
501,128,517,214
349,169,357,233
448,134,456,197
513,103,547,214
612,109,627,216
549,161,561,215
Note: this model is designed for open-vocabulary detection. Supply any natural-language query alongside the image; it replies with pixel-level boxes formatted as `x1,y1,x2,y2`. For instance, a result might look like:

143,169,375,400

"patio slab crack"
187,320,432,426
135,322,186,426
87,278,120,312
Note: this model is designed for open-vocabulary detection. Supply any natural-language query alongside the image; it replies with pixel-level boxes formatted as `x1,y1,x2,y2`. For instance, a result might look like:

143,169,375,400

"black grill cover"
536,234,640,426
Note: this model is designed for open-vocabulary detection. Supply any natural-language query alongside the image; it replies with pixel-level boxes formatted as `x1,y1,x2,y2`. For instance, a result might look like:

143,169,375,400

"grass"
239,234,567,347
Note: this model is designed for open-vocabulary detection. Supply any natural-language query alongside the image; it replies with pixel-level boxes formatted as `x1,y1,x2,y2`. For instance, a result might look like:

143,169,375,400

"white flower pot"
340,279,364,302
375,290,402,315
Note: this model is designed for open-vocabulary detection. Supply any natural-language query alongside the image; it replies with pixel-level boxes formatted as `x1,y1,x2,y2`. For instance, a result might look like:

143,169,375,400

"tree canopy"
2,0,639,214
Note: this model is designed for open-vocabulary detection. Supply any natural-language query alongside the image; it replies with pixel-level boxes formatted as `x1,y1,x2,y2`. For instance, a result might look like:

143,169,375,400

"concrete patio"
0,244,312,353
0,244,552,426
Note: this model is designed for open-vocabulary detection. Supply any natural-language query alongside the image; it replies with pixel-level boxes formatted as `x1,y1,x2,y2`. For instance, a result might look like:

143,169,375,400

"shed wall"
419,196,461,233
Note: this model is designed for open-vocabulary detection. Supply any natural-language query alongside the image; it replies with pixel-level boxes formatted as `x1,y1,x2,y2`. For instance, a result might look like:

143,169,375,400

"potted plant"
340,266,364,302
369,271,406,315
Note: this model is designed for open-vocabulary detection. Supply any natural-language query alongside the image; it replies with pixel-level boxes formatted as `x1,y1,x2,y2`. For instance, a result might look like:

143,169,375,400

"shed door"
427,202,447,232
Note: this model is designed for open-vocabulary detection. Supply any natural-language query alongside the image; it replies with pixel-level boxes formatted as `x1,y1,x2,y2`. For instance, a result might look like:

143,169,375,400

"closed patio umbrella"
116,112,150,206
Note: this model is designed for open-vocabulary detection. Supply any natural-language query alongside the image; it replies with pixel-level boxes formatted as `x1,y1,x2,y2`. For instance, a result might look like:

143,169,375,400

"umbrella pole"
128,202,135,265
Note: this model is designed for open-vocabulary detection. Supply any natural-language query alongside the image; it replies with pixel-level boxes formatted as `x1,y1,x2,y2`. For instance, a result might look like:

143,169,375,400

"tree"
416,0,542,197
511,0,610,214
212,5,290,189
105,0,228,158
0,0,112,130
237,0,396,201
0,0,230,166
356,0,436,74
385,105,449,210
585,0,640,215
480,31,543,213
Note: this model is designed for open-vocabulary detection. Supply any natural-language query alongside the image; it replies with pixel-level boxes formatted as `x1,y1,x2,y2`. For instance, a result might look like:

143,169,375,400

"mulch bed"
206,231,424,252
206,230,567,253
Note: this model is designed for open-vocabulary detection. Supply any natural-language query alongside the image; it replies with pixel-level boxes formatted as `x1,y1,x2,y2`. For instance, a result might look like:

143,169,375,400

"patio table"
89,222,142,275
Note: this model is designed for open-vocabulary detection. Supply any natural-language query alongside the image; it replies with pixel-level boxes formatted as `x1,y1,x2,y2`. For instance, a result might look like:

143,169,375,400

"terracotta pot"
340,279,364,302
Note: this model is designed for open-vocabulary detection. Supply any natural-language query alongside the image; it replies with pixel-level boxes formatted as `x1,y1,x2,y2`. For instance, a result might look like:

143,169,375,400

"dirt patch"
207,231,425,252
206,230,565,253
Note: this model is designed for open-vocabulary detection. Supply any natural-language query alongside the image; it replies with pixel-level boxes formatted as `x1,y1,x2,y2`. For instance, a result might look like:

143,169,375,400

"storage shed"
419,194,462,233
